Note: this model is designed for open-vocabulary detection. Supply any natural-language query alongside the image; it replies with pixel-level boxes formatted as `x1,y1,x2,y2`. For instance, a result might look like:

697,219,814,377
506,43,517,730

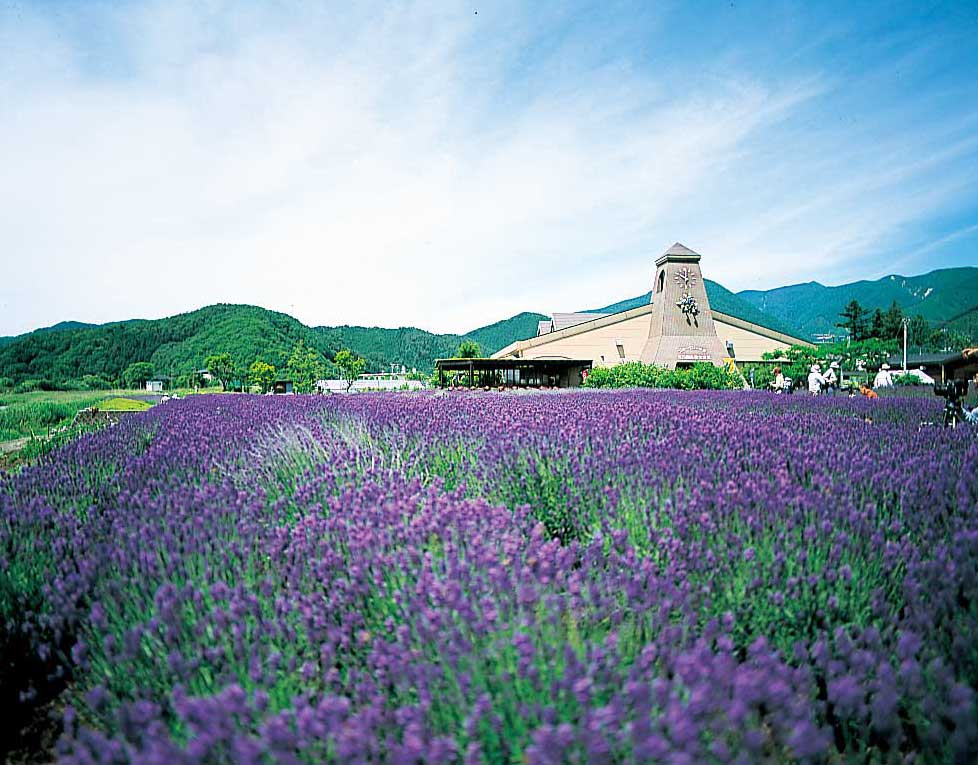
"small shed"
146,380,164,393
272,379,294,394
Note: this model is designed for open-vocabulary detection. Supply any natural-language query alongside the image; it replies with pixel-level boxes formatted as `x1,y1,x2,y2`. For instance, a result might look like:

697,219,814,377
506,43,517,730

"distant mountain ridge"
583,279,804,338
736,266,978,340
0,304,547,385
312,312,547,374
0,320,97,347
2,264,973,386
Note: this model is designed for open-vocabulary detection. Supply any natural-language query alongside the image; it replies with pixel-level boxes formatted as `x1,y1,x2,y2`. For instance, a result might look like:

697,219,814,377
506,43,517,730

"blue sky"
1,0,976,335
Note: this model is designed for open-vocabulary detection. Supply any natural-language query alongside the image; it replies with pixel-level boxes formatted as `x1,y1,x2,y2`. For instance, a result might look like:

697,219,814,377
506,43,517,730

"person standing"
772,366,786,393
823,361,839,395
808,364,825,396
873,363,894,389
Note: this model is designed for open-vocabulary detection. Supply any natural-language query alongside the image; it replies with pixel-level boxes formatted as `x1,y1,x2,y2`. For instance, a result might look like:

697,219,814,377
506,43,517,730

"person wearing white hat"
823,361,839,394
873,363,893,389
808,363,826,395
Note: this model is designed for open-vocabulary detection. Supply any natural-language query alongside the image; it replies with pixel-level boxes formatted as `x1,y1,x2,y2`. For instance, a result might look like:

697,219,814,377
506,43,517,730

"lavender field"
2,391,977,764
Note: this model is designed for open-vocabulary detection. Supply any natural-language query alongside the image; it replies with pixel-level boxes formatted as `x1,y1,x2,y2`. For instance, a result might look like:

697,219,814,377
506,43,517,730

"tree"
930,326,969,352
204,353,236,391
334,348,366,393
122,361,155,390
869,308,884,340
79,374,112,390
881,301,904,341
286,340,326,393
456,339,482,358
837,300,869,341
907,315,930,348
249,360,276,393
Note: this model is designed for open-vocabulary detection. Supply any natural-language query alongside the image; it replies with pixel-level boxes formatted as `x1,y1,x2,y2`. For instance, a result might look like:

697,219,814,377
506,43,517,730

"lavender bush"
2,390,976,763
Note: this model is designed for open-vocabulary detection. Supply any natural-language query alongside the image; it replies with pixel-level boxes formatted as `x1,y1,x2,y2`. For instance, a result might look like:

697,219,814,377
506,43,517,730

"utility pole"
901,317,909,372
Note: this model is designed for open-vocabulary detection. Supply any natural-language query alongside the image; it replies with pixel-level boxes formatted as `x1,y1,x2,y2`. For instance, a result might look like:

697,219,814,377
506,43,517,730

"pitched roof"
536,320,552,336
663,242,699,257
550,312,610,332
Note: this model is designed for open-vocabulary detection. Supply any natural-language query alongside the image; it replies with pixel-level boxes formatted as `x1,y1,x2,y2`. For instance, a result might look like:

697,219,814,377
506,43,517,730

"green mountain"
585,280,804,338
736,267,978,340
0,304,548,386
947,305,978,343
0,305,327,386
0,320,96,348
2,265,972,388
312,312,546,374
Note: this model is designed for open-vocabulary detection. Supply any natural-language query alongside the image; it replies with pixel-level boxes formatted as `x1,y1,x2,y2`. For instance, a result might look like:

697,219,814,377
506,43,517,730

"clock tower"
639,242,729,368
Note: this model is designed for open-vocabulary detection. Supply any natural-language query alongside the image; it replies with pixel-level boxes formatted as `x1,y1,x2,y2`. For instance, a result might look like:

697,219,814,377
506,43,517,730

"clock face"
674,267,697,289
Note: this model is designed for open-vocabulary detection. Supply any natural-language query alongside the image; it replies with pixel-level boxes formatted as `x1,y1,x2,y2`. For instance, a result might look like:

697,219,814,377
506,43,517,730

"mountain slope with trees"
1,265,973,390
0,305,547,388
312,312,546,374
0,305,332,389
585,280,803,337
736,266,978,340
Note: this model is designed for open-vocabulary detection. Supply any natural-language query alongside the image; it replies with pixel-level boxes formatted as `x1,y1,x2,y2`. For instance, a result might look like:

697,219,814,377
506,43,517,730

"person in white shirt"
808,364,826,395
823,361,839,395
873,363,894,389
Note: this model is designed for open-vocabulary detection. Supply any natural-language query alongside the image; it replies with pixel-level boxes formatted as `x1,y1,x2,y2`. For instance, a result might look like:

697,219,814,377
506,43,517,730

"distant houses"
317,371,425,394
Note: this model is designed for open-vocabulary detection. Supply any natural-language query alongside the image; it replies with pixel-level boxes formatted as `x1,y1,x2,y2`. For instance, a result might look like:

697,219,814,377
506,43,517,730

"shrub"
583,361,741,390
14,379,59,393
739,362,775,390
893,373,922,386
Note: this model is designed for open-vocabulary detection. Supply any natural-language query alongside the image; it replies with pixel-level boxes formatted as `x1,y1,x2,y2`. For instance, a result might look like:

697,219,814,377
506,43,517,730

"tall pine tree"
881,301,905,340
837,299,869,341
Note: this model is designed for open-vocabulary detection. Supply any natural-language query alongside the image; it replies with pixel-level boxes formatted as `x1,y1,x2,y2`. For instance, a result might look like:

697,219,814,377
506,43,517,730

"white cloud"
0,1,975,335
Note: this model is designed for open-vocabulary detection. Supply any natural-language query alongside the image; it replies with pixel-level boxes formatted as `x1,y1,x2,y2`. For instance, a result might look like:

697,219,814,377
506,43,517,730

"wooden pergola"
434,358,592,389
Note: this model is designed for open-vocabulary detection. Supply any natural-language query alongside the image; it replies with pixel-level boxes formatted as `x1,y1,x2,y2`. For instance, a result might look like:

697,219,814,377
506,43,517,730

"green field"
96,397,154,412
0,390,148,441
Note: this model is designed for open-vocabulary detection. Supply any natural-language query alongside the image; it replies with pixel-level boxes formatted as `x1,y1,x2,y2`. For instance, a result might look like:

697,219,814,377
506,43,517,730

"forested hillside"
0,321,96,348
0,305,327,387
2,265,973,390
313,312,546,373
0,305,547,388
736,267,978,340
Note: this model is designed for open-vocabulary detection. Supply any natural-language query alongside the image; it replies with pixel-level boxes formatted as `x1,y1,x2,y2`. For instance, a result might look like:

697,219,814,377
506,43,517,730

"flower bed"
2,390,976,763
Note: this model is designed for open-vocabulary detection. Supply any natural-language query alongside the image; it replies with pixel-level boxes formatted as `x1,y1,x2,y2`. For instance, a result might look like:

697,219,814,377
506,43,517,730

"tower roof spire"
656,242,701,267
663,242,699,257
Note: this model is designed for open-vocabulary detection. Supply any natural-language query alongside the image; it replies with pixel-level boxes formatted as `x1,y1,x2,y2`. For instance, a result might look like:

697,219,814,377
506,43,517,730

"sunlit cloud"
1,0,975,335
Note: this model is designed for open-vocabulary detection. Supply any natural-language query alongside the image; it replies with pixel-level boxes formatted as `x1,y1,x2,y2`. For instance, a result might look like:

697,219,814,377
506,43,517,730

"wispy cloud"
1,1,975,335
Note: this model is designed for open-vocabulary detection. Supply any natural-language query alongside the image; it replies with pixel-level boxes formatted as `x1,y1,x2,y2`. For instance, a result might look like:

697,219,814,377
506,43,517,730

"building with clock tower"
489,241,813,382
639,242,730,368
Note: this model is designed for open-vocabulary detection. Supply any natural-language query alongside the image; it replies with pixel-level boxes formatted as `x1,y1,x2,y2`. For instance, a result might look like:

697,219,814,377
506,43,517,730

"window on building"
615,340,625,359
656,270,665,293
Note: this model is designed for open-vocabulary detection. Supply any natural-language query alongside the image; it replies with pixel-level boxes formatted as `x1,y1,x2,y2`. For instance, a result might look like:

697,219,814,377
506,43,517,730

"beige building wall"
713,316,797,360
493,305,809,365
534,312,651,367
